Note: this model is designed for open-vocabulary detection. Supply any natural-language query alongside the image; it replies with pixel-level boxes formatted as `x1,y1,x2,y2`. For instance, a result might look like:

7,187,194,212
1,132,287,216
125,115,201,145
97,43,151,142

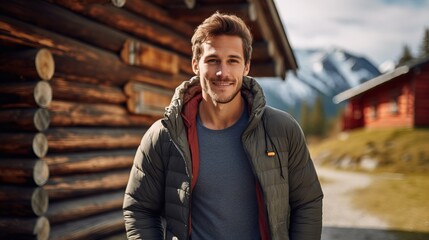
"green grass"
352,173,429,233
309,128,429,173
310,128,429,234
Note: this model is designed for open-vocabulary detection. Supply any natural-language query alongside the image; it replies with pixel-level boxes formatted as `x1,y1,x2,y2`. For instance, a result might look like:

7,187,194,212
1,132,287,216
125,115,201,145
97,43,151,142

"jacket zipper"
242,112,271,239
170,137,192,240
162,119,193,239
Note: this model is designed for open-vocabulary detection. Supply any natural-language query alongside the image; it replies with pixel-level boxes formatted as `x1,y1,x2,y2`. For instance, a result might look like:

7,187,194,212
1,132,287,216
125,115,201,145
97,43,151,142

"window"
390,90,400,115
370,100,377,119
390,97,399,115
353,110,362,119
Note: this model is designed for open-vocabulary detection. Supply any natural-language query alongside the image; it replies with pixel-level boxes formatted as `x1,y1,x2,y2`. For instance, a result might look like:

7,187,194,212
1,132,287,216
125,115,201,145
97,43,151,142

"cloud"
275,0,429,66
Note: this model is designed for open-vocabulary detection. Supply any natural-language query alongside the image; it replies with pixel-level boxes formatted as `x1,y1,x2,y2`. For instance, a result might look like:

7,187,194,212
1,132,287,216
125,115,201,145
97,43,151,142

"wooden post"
0,108,50,132
46,128,144,153
0,81,52,108
0,216,50,240
46,190,123,224
43,149,134,176
49,210,123,240
0,159,49,186
48,100,157,128
0,48,54,81
0,132,48,158
44,169,129,200
0,186,48,217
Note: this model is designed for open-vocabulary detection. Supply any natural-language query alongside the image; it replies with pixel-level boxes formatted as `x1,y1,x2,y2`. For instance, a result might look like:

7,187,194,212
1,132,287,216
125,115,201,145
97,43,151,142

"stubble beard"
204,77,242,104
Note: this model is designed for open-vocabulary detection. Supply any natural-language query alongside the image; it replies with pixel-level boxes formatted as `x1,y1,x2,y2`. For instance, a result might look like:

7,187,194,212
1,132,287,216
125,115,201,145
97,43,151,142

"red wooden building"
333,57,429,131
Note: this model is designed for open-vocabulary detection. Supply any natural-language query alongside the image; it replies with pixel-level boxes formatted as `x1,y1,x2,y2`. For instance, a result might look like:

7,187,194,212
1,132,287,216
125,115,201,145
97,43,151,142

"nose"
216,63,228,78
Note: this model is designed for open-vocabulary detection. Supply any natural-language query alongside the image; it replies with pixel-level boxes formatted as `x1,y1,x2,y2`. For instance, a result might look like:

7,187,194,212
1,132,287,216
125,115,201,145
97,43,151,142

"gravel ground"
316,167,429,240
317,168,389,228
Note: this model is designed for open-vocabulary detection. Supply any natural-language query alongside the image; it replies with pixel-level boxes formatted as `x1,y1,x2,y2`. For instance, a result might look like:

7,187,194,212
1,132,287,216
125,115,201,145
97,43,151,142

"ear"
192,58,199,75
243,62,250,76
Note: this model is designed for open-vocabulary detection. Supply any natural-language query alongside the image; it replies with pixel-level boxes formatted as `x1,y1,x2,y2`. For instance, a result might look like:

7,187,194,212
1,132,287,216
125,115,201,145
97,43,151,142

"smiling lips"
211,80,234,87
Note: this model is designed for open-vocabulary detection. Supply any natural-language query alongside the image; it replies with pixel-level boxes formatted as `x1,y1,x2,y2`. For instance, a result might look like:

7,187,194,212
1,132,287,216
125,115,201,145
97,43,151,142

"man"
123,12,323,240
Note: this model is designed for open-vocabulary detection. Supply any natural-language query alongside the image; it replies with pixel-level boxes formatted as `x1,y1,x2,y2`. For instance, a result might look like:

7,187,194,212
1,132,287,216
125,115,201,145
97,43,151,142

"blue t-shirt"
191,106,260,240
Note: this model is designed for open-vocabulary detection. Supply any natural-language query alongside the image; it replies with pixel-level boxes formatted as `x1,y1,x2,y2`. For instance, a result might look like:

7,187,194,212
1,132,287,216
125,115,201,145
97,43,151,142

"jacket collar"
164,76,266,133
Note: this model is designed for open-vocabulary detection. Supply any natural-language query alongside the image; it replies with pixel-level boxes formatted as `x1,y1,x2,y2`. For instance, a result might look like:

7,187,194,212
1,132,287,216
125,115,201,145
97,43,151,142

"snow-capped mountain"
257,48,381,119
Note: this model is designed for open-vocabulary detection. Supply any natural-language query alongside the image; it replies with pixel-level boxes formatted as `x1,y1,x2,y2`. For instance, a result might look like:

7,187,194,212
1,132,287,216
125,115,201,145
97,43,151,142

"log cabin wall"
414,63,429,127
0,1,296,239
361,75,415,129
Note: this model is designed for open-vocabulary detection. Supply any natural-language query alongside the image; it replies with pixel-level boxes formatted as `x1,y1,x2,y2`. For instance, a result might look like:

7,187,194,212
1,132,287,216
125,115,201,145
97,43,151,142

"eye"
229,59,240,64
206,58,219,64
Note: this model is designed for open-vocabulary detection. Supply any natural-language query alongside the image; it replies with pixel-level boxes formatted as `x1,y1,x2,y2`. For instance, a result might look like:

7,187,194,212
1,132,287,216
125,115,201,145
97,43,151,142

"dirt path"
316,167,398,240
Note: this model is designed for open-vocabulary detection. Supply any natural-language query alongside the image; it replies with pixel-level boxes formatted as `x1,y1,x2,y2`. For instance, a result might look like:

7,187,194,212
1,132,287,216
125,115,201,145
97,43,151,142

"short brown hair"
191,12,253,64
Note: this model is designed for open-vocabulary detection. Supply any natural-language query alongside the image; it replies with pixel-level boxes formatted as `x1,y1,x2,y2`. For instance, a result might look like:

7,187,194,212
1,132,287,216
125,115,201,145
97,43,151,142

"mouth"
212,80,234,87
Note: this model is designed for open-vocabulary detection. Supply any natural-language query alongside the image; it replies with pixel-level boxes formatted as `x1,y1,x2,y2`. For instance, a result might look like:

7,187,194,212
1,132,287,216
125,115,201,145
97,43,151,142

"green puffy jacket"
123,76,323,240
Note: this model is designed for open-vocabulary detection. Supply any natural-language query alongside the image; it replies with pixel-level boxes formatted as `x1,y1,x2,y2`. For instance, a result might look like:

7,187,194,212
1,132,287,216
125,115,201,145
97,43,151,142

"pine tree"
299,102,310,135
419,28,429,59
397,44,414,66
310,95,326,137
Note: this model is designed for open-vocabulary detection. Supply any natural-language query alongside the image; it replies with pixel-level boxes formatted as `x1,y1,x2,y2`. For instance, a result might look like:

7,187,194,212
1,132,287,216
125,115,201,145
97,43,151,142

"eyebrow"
205,54,243,60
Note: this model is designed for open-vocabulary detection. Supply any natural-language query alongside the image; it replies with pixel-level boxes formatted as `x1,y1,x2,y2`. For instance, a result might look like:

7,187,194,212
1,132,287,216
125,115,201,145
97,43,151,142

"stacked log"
0,0,181,239
0,46,53,240
0,0,294,239
0,216,50,240
0,51,145,238
0,0,287,239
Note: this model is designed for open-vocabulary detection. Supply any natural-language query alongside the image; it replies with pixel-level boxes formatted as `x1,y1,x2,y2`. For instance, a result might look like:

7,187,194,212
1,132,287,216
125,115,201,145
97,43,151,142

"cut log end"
33,133,48,158
34,216,50,240
34,108,51,132
32,187,49,217
111,0,126,7
248,2,257,22
184,0,195,8
34,160,49,186
34,81,52,108
35,49,55,81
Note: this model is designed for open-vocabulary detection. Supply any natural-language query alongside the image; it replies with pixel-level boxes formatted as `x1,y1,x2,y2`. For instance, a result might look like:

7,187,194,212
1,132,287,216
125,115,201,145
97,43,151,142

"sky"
274,0,429,69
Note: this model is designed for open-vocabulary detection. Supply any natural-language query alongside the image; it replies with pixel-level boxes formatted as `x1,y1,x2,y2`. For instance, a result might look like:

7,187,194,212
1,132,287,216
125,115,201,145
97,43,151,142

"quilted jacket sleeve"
287,116,324,240
123,120,166,240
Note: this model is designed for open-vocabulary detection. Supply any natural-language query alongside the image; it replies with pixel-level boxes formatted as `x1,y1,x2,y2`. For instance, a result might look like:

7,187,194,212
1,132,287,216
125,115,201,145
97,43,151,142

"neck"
198,95,244,130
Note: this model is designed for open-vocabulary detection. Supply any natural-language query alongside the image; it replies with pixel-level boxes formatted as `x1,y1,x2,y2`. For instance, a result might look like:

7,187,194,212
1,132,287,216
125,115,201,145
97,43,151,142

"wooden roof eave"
251,0,298,79
154,0,298,79
333,57,429,104
333,66,410,104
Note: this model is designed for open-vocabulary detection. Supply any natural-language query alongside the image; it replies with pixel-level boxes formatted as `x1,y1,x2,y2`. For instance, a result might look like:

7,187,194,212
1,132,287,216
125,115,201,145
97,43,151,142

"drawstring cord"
262,115,285,179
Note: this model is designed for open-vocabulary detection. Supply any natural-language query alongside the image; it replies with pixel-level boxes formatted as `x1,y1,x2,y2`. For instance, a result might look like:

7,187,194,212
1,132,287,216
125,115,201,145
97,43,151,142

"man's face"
193,35,250,105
